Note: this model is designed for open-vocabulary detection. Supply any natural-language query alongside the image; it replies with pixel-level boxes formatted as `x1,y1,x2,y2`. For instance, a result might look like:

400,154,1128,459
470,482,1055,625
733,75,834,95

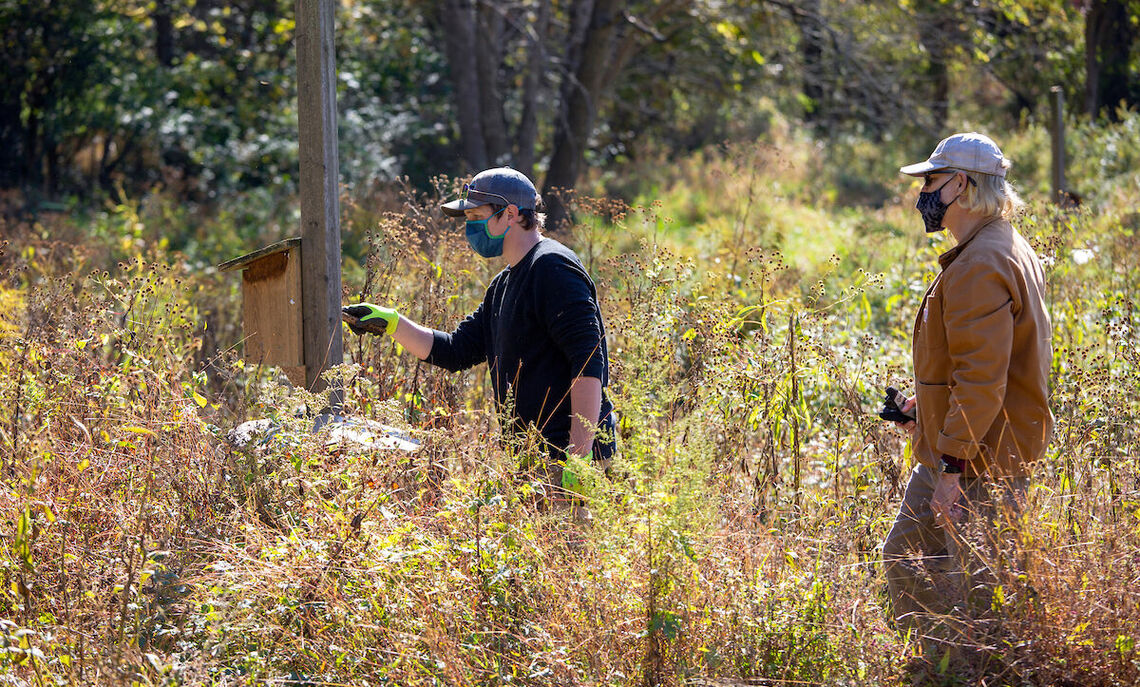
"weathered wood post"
295,0,343,404
1050,85,1067,206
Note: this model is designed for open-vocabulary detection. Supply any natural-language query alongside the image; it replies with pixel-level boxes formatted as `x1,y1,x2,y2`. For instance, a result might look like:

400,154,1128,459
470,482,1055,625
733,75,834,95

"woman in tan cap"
882,132,1053,666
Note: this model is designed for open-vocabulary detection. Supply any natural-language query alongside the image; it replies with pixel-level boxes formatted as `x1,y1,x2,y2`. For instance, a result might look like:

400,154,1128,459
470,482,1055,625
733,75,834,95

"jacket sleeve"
938,257,1017,461
424,299,489,373
535,257,606,381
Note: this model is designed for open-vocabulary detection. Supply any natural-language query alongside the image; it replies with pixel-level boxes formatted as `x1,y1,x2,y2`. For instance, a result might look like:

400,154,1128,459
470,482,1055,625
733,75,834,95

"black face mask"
915,175,961,233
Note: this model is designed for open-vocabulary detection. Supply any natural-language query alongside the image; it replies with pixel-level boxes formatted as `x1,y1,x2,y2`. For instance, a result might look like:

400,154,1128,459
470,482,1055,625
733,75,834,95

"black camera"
878,386,916,423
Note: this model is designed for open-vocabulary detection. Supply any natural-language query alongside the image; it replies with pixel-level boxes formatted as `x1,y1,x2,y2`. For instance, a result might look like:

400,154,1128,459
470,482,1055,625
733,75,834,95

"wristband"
940,454,965,474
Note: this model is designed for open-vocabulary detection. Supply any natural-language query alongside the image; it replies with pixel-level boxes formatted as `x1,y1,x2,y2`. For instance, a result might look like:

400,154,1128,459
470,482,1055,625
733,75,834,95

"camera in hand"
878,386,916,423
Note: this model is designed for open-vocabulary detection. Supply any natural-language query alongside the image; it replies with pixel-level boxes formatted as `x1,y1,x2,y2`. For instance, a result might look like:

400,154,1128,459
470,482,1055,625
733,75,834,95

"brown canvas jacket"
911,217,1053,478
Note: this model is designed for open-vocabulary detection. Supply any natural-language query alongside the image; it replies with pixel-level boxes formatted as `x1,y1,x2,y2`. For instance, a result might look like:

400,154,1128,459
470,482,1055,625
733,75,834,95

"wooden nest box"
219,238,305,386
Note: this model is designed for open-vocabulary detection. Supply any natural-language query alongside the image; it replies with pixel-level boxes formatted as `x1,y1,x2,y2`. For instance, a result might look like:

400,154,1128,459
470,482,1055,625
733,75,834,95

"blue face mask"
465,206,508,258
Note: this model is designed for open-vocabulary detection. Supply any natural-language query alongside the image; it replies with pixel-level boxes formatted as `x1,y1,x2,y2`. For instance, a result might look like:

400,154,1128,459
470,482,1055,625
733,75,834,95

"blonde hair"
955,170,1025,219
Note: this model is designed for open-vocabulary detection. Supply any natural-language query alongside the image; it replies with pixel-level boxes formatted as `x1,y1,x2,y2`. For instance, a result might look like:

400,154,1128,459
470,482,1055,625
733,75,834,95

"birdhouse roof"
218,237,302,272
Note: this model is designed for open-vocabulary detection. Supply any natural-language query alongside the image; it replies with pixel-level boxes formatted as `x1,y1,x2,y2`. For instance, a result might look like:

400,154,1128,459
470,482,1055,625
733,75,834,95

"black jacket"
426,238,613,453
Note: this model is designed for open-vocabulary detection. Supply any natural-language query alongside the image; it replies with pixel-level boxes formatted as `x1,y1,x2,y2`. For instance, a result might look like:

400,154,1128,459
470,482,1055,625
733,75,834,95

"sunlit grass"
1,128,1139,685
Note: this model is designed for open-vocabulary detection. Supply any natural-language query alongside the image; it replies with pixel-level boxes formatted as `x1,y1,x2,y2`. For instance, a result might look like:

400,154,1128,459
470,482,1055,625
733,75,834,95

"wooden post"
295,0,343,403
1050,85,1066,205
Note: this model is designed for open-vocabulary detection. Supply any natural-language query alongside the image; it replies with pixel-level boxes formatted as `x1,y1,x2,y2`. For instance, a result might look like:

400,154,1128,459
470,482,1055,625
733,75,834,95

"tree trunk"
516,0,550,176
0,52,26,189
1085,0,1135,120
0,110,22,189
440,0,488,169
916,0,953,124
22,87,43,192
559,0,596,93
475,1,509,165
542,0,621,229
153,0,174,67
45,138,60,197
794,0,824,123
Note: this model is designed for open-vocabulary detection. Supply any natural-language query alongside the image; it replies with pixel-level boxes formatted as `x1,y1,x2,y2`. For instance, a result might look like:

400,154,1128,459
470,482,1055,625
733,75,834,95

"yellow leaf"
193,391,208,407
714,21,741,41
77,459,89,472
1068,621,1090,643
123,426,156,436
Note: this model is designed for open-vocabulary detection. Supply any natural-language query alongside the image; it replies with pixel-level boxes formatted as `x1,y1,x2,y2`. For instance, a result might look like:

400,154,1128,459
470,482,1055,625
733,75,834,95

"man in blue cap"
343,167,616,496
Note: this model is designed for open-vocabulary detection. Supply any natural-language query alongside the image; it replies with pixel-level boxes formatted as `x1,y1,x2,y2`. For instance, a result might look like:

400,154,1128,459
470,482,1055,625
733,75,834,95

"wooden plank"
243,251,289,284
217,237,301,273
296,0,343,400
242,249,304,370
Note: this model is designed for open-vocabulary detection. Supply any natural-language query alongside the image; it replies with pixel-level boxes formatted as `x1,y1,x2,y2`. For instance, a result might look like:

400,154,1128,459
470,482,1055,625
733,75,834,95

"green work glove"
342,303,399,336
561,451,592,496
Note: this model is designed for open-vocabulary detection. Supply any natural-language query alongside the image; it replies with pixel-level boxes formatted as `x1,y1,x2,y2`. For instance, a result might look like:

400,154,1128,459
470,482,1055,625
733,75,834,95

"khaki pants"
882,464,1027,646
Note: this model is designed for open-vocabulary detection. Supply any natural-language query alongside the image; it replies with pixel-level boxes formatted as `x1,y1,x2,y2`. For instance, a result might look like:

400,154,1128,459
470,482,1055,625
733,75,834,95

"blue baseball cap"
441,167,540,217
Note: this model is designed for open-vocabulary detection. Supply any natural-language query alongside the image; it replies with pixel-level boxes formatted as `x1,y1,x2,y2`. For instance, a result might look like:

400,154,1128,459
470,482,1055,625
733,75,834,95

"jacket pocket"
913,291,950,385
916,382,950,448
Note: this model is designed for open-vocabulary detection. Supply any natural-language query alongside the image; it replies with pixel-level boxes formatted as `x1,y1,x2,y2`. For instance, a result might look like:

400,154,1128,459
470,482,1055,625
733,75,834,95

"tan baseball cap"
900,132,1011,178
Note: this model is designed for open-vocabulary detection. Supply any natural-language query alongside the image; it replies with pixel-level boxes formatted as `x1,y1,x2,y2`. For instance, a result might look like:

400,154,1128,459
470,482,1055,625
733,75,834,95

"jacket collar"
938,216,1003,270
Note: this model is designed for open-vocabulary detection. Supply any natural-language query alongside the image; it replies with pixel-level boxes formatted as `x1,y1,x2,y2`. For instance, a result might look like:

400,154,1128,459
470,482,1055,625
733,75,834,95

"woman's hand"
894,396,917,439
931,471,966,527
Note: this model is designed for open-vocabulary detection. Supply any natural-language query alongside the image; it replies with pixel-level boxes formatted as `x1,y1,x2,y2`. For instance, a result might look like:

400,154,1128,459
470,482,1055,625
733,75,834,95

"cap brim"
899,160,947,176
441,197,491,217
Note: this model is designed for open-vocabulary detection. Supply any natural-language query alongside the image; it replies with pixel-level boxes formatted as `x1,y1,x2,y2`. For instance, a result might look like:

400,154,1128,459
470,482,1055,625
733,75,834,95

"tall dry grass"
0,139,1138,685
